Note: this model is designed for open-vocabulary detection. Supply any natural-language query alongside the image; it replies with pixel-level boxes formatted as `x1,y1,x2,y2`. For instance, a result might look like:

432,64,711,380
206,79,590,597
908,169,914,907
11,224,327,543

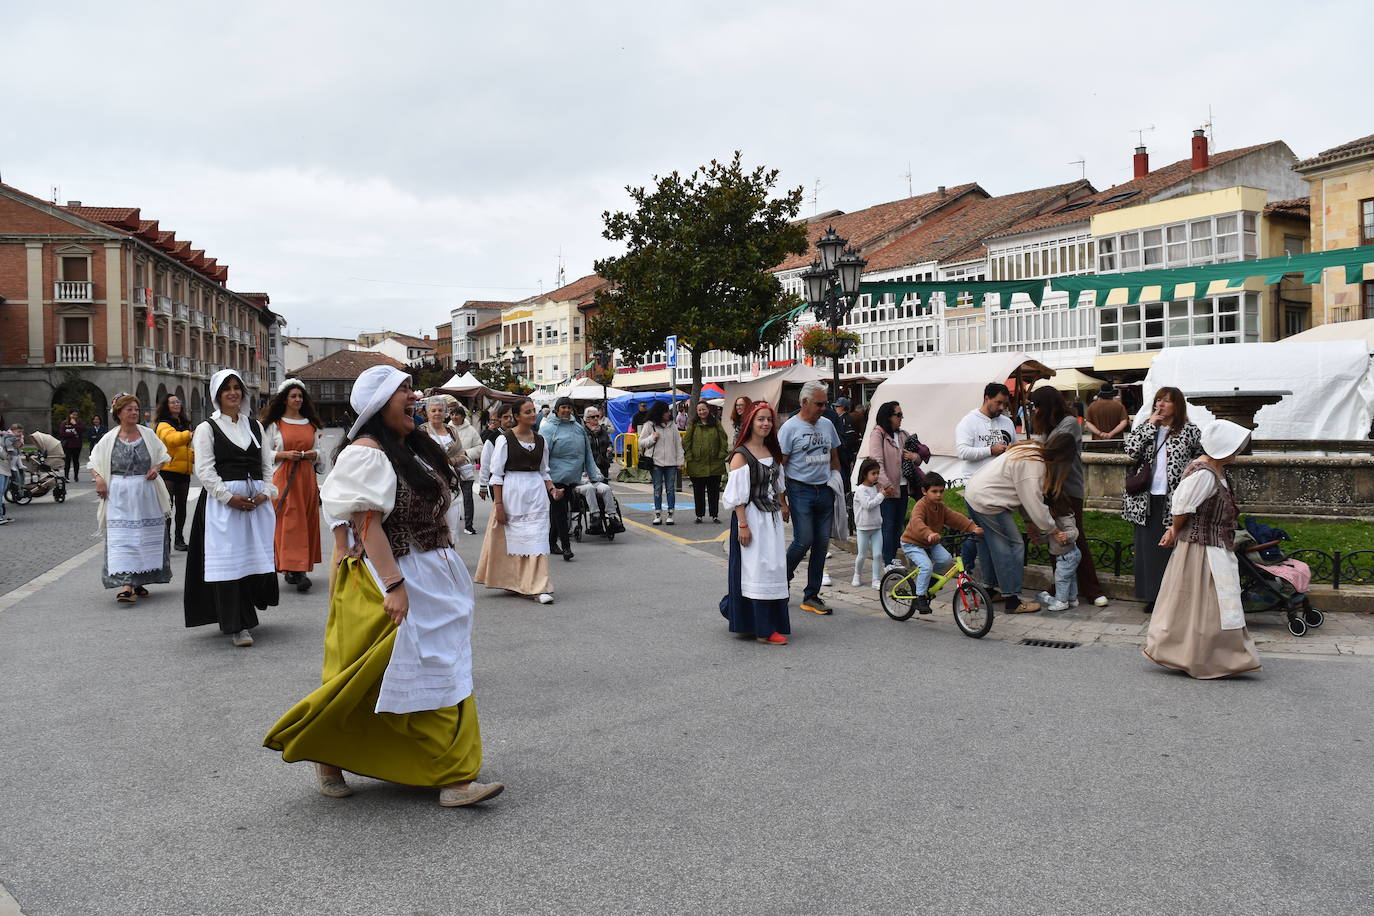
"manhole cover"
1020,638,1081,649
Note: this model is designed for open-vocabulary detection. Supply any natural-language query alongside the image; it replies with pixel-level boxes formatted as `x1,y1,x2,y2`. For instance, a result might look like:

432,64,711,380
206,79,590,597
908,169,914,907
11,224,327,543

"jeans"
0,472,8,517
901,542,952,596
785,480,833,601
458,480,475,531
690,475,721,519
878,491,907,564
651,466,677,512
967,507,1025,600
1053,545,1082,604
854,527,883,584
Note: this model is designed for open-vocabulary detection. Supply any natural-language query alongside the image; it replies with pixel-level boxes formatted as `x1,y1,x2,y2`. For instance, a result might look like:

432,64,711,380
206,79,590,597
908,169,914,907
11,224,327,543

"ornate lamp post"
800,226,868,402
505,345,526,392
593,344,613,409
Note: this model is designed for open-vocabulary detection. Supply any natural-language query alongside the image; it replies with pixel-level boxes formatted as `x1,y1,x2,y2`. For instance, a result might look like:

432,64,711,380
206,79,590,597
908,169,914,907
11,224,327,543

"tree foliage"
590,152,808,400
473,359,531,395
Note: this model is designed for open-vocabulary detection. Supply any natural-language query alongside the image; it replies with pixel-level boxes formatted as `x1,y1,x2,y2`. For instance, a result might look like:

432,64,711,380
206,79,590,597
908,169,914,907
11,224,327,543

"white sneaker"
537,593,554,605
826,550,833,559
872,580,882,590
232,629,254,647
883,561,903,573
665,512,674,526
1036,591,1071,612
821,572,832,587
1093,595,1110,607
652,512,662,525
851,574,862,587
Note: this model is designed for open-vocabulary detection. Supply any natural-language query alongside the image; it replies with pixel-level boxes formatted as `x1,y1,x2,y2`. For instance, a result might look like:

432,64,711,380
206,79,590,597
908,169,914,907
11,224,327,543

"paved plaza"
2,482,1372,915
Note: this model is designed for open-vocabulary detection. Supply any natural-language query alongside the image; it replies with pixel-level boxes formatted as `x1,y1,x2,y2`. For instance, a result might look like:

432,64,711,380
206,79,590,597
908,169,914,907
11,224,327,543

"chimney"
66,200,82,207
937,185,946,197
1132,146,1149,179
1191,129,1209,171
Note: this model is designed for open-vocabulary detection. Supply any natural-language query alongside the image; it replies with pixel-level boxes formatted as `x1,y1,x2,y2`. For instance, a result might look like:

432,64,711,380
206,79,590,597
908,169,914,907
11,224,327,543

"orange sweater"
901,496,977,547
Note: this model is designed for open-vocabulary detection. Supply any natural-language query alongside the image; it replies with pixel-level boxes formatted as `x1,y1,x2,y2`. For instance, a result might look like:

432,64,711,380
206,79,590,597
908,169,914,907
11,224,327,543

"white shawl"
88,426,172,534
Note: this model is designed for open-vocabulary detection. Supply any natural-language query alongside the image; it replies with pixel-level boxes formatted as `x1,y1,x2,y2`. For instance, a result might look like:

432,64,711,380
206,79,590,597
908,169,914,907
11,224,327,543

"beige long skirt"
1143,541,1261,679
473,506,551,597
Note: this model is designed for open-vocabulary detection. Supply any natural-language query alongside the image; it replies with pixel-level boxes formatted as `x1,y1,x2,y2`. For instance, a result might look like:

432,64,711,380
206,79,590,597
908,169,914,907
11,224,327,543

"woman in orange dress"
261,379,323,592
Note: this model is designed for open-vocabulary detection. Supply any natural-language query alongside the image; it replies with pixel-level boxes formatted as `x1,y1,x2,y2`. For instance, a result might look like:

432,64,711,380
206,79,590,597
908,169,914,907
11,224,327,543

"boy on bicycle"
899,472,982,614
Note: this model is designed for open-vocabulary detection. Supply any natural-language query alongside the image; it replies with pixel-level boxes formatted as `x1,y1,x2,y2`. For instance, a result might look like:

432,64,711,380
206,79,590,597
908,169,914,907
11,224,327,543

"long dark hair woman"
1029,386,1106,608
184,370,280,647
265,365,503,806
155,393,194,551
683,399,730,524
260,379,324,592
639,400,684,525
865,400,909,566
719,401,792,645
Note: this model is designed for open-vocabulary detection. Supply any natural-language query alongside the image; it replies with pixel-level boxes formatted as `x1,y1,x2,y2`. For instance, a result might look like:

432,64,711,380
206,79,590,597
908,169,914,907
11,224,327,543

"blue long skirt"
719,515,790,638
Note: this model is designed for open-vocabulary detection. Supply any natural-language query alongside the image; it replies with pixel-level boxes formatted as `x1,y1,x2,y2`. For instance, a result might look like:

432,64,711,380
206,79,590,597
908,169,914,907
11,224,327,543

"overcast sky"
5,0,1369,339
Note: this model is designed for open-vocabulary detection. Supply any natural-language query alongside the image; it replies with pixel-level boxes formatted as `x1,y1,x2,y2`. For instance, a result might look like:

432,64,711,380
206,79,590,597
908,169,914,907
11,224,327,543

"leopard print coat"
1120,420,1203,526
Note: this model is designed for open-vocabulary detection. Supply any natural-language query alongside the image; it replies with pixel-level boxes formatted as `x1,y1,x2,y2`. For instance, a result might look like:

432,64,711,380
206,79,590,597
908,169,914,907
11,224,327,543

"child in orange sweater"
900,472,983,614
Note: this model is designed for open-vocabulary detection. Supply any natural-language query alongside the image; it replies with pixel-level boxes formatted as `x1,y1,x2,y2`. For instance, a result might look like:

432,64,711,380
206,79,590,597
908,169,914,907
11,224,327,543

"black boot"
175,535,188,552
296,573,313,593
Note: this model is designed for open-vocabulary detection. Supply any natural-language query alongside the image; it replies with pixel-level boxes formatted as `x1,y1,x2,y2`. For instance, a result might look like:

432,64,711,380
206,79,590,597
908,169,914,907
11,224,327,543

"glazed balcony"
54,281,93,303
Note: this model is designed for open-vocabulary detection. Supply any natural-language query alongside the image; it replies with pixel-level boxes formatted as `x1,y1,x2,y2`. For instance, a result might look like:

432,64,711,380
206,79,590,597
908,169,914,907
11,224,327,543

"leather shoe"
562,548,575,562
438,782,505,807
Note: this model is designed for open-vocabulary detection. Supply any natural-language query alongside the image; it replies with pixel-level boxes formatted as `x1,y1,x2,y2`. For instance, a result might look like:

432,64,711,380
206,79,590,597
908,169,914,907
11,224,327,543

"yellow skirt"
263,557,482,786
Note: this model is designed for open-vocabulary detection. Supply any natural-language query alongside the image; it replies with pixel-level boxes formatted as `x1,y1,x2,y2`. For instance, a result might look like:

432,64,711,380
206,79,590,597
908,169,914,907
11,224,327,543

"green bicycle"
879,554,995,639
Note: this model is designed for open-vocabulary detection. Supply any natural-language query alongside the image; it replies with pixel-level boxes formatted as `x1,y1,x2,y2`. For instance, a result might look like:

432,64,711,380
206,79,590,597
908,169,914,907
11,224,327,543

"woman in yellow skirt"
264,365,503,806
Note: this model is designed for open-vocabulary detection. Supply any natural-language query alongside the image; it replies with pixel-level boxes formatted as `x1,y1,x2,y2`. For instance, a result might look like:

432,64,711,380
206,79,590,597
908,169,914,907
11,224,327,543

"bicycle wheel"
880,569,917,621
951,579,994,638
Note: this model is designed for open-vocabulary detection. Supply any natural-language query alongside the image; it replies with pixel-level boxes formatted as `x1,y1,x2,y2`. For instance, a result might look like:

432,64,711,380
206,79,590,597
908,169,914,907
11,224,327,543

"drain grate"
1020,638,1081,649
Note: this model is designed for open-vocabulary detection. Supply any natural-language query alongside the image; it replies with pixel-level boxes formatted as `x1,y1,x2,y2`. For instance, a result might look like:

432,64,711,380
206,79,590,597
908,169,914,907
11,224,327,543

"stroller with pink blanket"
1234,517,1324,637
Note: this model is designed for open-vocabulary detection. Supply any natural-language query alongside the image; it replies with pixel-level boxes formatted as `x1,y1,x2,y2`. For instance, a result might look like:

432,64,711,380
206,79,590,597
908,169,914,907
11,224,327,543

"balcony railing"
174,302,190,323
54,281,93,303
191,310,206,329
55,343,94,364
158,351,174,371
136,347,156,367
244,371,260,388
154,295,173,316
175,355,194,373
130,288,151,308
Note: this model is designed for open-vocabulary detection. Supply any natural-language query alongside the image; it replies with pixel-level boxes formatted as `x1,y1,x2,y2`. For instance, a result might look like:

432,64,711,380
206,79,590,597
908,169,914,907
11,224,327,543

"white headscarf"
208,369,259,447
1200,419,1250,460
348,365,410,440
276,376,305,394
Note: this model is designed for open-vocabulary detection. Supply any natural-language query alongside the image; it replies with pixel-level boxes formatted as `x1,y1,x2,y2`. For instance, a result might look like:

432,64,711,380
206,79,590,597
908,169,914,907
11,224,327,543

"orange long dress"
271,420,322,574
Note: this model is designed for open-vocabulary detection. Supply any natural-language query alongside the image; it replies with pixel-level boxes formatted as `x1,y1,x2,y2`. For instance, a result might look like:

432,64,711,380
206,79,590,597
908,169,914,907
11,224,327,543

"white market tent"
550,377,636,401
1136,340,1374,440
1284,318,1374,353
438,371,485,393
1031,367,1104,397
720,364,829,438
853,352,1052,485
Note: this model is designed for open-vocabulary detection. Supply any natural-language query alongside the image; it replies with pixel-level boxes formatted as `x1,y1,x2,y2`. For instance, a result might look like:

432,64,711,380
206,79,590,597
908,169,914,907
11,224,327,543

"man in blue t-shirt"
779,380,842,615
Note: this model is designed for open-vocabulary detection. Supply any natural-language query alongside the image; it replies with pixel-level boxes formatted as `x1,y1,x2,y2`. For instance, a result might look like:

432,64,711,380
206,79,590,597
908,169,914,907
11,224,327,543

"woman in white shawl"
183,370,279,648
474,398,558,604
1143,419,1261,679
88,393,172,602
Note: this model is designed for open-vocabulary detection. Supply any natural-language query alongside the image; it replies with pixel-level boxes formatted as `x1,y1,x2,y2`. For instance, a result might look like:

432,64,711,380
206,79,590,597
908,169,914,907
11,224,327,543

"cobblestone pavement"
0,476,103,596
610,478,1374,662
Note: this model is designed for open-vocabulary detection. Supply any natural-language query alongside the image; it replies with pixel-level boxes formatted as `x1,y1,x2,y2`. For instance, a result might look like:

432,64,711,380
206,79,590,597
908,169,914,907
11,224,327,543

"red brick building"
0,182,281,431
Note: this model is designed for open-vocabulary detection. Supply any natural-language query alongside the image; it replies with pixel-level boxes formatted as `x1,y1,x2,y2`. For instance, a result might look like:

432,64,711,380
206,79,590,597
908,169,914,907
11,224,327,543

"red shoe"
756,632,788,645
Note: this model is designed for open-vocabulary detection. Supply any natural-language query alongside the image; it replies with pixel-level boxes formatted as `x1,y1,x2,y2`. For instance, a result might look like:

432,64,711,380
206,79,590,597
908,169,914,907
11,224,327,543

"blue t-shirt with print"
779,414,840,485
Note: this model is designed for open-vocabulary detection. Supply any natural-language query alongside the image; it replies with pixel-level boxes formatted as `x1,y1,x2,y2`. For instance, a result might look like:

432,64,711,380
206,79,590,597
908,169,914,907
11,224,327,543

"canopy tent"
1285,318,1374,353
431,380,527,405
606,390,689,435
1031,367,1105,397
437,371,485,393
699,382,726,398
1136,340,1374,440
720,364,829,438
550,377,636,402
852,353,1053,485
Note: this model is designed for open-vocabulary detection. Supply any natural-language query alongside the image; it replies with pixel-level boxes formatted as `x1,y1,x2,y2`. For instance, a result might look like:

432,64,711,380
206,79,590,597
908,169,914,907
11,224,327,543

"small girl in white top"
851,457,886,588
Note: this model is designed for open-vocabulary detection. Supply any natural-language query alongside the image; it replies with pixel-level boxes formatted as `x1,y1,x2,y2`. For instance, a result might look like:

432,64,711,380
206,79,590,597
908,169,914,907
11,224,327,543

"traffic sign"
665,335,677,368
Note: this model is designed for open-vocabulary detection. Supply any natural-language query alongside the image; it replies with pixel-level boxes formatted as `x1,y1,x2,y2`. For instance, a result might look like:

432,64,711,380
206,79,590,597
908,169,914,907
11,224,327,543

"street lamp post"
593,344,612,411
800,226,868,403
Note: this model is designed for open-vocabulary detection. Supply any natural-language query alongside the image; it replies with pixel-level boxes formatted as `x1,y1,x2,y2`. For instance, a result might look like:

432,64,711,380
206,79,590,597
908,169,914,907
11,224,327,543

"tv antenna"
1133,124,1156,147
1068,158,1086,180
555,247,565,289
901,163,913,198
807,178,823,215
1203,106,1215,150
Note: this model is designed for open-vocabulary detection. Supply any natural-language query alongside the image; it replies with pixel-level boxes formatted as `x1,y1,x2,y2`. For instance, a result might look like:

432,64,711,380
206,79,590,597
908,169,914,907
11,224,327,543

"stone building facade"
1294,133,1374,324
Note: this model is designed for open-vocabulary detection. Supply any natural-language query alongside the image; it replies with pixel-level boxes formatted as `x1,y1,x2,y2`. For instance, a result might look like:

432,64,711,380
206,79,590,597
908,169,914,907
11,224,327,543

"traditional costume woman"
89,393,173,600
474,403,556,604
184,369,279,647
263,378,323,593
719,403,791,644
263,365,502,807
1143,419,1261,679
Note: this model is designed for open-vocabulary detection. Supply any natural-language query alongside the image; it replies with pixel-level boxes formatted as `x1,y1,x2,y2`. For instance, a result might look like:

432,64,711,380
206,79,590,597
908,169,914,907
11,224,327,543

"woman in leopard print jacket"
1122,386,1203,611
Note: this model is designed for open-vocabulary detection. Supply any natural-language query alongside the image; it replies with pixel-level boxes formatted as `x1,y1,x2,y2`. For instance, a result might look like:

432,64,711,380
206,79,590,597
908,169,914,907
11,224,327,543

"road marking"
0,879,27,915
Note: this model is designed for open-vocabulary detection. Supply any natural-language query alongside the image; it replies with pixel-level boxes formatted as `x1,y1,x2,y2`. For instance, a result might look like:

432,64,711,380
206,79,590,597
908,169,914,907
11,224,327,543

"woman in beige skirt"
1143,419,1260,679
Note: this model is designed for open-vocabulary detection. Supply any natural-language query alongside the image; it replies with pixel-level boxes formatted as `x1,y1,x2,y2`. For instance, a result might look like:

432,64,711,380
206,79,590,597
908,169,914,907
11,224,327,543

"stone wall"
1084,450,1374,519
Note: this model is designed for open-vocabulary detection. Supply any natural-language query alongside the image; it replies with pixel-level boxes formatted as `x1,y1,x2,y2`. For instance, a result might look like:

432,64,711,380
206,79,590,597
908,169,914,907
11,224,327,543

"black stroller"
6,452,67,504
571,483,624,542
1234,517,1323,637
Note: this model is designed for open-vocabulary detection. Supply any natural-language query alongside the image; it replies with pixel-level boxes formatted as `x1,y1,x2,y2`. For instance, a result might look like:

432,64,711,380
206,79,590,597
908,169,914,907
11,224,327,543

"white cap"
348,365,410,440
1200,419,1250,460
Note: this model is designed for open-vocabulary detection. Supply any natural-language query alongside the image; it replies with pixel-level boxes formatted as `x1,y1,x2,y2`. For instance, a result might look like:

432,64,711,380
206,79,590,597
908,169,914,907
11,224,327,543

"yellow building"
1089,185,1309,376
1294,133,1374,325
502,274,605,388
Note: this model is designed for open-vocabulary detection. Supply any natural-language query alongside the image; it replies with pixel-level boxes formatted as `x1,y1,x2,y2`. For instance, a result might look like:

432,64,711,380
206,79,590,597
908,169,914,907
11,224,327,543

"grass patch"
931,488,1370,554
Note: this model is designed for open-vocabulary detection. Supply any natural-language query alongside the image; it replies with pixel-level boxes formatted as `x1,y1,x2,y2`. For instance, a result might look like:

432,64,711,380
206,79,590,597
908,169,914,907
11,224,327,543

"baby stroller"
1233,517,1323,637
7,452,67,504
571,481,624,542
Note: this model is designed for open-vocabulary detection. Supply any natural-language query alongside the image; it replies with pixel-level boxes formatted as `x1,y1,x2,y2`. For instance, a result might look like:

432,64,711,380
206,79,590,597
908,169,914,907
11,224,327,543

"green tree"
473,360,531,396
591,152,808,402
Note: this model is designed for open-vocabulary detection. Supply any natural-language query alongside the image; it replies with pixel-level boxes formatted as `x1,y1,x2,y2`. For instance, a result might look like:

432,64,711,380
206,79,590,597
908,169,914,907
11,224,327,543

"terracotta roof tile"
1295,133,1374,172
1264,197,1310,219
296,349,407,380
460,300,518,310
537,273,608,304
375,332,434,349
774,184,985,272
991,143,1281,240
865,181,1093,272
471,316,503,334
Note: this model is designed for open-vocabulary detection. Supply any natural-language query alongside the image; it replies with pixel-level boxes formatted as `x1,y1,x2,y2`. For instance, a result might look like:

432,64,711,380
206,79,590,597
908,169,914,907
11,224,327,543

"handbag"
637,429,656,471
1125,433,1167,496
